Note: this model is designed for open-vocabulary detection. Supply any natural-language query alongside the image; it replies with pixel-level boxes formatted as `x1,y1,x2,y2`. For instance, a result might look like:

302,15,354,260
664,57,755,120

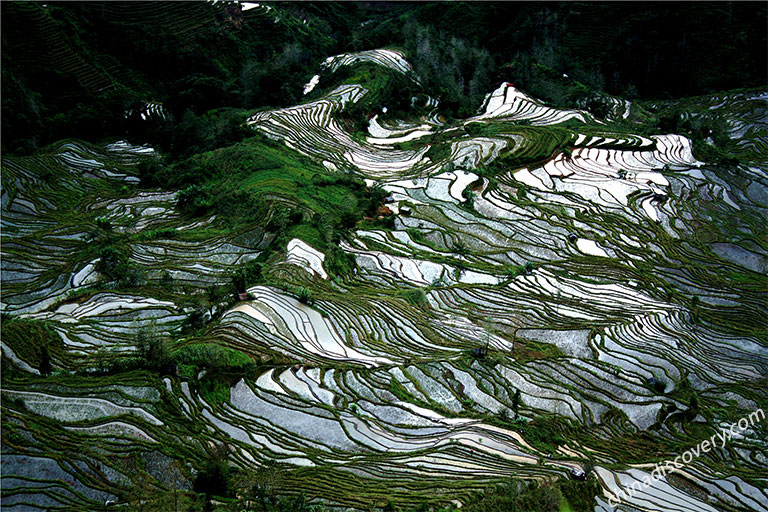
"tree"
95,216,113,235
536,484,563,512
512,389,521,417
366,184,387,217
232,460,284,510
136,326,169,371
232,261,264,293
177,185,213,216
194,446,231,498
39,346,52,376
136,155,164,185
266,206,293,233
96,245,131,282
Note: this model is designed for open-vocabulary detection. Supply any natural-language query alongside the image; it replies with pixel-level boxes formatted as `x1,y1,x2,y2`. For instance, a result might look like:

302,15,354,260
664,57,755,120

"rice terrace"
1,2,767,511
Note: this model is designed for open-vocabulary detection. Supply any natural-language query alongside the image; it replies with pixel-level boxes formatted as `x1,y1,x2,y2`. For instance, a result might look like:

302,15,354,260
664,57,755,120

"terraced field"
2,46,767,512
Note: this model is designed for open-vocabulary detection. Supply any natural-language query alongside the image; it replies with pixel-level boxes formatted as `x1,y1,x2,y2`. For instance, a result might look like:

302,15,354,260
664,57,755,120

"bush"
232,260,264,292
406,227,426,243
401,288,429,309
95,245,137,284
462,188,474,209
194,449,231,498
177,184,213,215
560,479,602,512
451,240,468,256
95,217,112,231
425,143,451,163
296,286,312,304
464,479,570,512
136,155,163,185
136,327,170,372
325,246,356,276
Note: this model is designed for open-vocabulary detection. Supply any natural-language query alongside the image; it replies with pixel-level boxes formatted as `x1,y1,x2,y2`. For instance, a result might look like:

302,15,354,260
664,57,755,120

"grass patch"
399,287,430,310
198,374,232,406
512,339,567,363
0,317,64,372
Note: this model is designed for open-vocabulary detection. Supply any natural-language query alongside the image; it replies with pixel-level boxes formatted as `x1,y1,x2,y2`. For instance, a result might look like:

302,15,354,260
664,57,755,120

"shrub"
95,245,135,284
194,449,231,498
296,286,312,304
176,184,213,215
232,260,264,292
136,155,163,185
462,188,474,209
39,346,52,376
135,327,170,371
406,227,426,243
401,288,429,309
425,143,451,163
325,246,356,276
95,217,112,231
451,240,468,256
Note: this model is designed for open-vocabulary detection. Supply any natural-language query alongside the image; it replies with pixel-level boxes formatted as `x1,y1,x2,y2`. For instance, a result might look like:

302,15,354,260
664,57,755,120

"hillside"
1,2,767,512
